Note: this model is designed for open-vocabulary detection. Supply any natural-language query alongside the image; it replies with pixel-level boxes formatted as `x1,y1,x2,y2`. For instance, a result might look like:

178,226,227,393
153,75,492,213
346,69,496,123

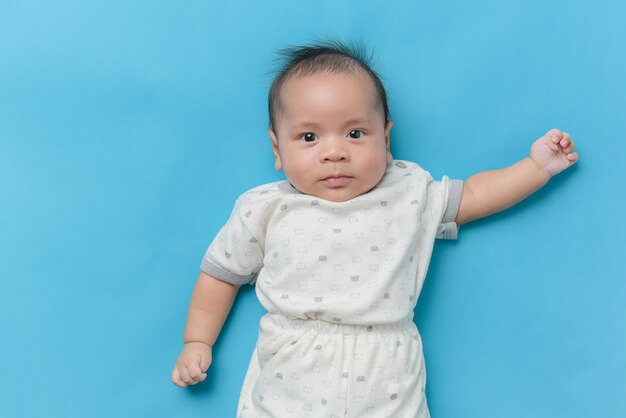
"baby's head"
267,41,394,202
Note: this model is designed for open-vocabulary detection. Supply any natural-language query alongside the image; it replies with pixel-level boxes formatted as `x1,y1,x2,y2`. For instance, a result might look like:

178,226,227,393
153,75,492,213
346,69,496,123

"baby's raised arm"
171,272,240,387
456,129,578,225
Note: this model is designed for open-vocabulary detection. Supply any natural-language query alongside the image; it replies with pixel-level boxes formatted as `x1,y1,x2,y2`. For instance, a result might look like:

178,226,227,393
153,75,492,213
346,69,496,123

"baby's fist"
172,342,212,388
530,129,578,178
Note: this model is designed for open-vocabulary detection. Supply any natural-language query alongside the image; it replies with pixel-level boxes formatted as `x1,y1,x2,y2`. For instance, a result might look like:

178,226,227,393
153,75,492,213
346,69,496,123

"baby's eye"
348,130,363,139
301,132,317,142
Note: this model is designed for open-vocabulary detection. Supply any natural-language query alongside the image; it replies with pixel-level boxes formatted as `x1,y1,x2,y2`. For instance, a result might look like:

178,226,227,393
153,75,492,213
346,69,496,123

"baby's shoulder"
234,180,295,210
383,160,434,185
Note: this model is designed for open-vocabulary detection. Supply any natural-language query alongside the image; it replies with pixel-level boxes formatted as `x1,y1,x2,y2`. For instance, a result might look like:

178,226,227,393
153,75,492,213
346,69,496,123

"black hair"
268,40,390,131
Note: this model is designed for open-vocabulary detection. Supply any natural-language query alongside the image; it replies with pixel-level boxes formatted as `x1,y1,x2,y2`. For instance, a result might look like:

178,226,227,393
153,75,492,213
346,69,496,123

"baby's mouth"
322,175,352,187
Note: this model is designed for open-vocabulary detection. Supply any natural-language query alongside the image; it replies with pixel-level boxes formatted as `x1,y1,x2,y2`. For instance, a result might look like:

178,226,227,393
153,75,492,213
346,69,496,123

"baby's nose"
320,138,349,162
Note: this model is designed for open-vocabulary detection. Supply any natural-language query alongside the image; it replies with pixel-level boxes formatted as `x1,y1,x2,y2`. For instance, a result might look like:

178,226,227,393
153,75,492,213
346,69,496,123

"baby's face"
269,71,393,202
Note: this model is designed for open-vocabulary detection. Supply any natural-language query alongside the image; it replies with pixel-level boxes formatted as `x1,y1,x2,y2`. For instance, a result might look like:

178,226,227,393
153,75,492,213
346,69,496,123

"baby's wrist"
184,340,212,349
527,156,552,182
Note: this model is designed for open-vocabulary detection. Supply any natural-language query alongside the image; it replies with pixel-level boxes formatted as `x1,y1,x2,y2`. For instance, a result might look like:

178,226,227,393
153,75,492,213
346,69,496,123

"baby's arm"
456,129,578,225
171,272,240,387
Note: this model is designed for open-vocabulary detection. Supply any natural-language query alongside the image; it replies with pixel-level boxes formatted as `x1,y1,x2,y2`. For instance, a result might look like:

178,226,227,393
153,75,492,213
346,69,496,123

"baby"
171,41,578,417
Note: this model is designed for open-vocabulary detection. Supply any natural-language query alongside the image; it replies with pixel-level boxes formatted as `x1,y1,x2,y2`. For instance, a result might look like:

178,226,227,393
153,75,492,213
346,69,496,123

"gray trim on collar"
278,181,302,194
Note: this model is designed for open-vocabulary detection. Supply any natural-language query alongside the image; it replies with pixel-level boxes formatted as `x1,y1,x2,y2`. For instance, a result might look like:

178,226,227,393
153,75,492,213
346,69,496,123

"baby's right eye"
301,133,317,142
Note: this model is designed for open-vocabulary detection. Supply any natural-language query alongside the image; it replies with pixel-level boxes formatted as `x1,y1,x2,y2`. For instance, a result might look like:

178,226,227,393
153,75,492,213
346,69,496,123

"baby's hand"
530,128,579,178
171,342,212,387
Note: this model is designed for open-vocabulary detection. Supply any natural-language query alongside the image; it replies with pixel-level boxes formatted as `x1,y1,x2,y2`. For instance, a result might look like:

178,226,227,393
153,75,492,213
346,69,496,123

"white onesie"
202,160,463,417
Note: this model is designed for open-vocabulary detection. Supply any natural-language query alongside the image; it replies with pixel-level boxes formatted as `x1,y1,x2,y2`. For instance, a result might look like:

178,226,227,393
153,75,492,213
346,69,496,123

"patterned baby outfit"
201,160,463,417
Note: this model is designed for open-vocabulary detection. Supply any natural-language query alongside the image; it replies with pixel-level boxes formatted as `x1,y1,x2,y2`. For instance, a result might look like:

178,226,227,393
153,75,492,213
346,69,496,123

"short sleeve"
200,197,264,285
429,177,464,240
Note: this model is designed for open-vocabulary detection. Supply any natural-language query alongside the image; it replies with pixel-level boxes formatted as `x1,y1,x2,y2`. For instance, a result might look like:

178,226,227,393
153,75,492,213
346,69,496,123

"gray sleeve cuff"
200,258,258,285
439,179,464,240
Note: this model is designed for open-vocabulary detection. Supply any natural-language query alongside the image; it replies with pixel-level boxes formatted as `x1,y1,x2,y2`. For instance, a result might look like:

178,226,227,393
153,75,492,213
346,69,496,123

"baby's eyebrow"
341,118,370,127
290,122,320,130
290,118,371,131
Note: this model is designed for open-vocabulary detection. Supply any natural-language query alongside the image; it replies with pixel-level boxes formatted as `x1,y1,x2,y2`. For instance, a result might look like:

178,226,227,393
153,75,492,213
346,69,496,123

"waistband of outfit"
261,313,416,336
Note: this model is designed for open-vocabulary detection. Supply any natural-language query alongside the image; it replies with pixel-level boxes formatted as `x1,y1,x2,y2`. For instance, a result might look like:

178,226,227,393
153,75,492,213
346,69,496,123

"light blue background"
1,0,624,417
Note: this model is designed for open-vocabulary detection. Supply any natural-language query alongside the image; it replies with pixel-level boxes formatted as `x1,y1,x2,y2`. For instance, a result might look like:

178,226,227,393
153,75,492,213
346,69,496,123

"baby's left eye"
348,130,363,139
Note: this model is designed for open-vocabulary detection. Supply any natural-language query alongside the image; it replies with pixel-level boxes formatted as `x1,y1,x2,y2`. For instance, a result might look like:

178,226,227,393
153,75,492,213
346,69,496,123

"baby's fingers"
546,130,576,154
186,360,208,384
562,136,576,153
173,359,204,386
172,367,188,388
545,129,562,151
556,131,571,148
547,128,563,143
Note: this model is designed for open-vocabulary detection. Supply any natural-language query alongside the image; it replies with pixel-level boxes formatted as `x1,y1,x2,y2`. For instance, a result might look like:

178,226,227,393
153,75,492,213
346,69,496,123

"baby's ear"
385,121,394,162
268,130,283,171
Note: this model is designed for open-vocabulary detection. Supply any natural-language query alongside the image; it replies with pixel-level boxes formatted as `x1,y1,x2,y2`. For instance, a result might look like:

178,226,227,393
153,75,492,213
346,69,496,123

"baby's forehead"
282,69,374,91
278,70,382,112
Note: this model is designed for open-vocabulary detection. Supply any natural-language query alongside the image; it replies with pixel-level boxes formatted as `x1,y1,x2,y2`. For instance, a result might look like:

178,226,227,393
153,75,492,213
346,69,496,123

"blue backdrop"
1,1,624,417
